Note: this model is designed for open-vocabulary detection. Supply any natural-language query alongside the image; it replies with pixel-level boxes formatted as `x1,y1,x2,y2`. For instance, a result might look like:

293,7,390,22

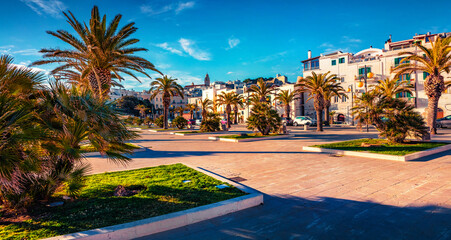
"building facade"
301,32,451,123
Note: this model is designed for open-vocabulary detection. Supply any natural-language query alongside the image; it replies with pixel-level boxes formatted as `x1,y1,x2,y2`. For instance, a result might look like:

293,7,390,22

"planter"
211,134,295,143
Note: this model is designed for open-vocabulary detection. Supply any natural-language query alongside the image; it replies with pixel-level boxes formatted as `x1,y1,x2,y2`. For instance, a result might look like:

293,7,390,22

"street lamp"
348,84,354,126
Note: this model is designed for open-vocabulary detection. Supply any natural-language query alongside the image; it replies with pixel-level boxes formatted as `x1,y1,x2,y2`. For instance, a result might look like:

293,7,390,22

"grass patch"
80,143,140,153
0,164,245,240
151,128,180,132
219,133,279,139
177,131,201,134
126,125,150,129
312,138,449,156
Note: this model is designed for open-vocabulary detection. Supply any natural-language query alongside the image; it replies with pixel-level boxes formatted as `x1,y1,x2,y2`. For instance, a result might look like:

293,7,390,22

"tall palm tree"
200,98,213,120
175,106,184,117
392,35,451,135
247,78,275,102
185,103,198,119
275,90,298,119
149,75,184,129
216,92,241,129
233,96,244,124
296,71,341,131
373,78,414,98
31,6,160,97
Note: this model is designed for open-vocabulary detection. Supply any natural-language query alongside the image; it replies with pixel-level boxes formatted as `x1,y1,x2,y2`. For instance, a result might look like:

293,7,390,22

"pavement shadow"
141,194,451,240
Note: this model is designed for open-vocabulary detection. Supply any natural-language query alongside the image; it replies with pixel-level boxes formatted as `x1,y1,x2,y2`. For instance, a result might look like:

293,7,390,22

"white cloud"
227,71,234,74
256,51,287,63
179,38,211,61
10,63,49,75
155,42,184,55
227,37,240,50
166,70,202,85
140,4,173,16
175,1,195,14
20,0,66,18
141,1,195,16
13,49,42,56
342,36,361,43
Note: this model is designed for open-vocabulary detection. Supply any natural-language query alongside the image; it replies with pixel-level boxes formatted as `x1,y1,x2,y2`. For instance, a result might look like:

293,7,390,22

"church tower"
204,73,210,86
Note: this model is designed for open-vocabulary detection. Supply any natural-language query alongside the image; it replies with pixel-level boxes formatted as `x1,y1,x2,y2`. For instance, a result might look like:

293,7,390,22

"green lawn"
312,138,449,156
177,131,201,134
126,124,150,129
0,164,245,240
219,133,279,139
151,128,180,131
80,143,140,153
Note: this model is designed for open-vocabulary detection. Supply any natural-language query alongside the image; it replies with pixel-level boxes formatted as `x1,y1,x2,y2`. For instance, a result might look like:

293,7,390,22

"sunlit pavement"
86,126,451,240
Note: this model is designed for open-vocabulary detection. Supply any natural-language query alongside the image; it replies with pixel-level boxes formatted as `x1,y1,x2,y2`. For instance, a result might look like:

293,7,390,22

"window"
334,96,339,103
358,67,371,75
342,96,347,102
396,92,412,98
339,57,345,64
331,60,337,66
399,73,410,82
341,77,345,83
423,72,429,80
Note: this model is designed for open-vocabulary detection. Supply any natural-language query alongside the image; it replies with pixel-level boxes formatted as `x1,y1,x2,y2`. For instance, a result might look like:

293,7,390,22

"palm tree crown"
200,98,214,120
149,75,184,129
373,78,414,98
275,90,298,119
247,78,275,102
31,6,160,97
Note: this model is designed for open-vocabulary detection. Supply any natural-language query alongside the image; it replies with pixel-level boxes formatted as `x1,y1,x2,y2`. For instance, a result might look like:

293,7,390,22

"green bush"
246,102,281,135
154,115,164,128
200,112,220,132
172,116,188,129
143,116,152,126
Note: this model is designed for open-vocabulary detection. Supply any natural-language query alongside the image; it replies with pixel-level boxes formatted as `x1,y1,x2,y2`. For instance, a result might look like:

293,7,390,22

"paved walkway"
86,127,451,240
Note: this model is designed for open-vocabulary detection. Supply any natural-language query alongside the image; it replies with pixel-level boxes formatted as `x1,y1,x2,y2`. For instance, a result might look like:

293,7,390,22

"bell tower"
204,73,210,86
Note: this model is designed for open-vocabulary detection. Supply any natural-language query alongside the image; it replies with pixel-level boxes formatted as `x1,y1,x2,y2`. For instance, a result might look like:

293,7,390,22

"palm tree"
31,6,160,97
200,98,213,120
275,90,298,119
216,92,241,129
295,71,341,131
392,36,451,135
175,106,184,117
373,78,414,98
233,96,244,124
247,78,275,102
149,75,184,129
185,103,198,119
134,104,148,119
351,91,383,130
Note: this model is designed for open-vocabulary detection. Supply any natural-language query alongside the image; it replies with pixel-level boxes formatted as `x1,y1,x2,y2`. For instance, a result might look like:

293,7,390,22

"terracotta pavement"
85,126,451,240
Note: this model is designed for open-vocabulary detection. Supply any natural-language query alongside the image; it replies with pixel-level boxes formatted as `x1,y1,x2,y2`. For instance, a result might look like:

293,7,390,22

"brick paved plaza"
87,126,451,240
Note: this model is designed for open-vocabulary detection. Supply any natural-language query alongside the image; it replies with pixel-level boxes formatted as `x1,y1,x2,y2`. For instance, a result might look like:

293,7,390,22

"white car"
293,116,315,126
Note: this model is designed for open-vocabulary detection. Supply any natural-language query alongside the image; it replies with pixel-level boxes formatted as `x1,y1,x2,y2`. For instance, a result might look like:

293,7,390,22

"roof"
301,56,320,63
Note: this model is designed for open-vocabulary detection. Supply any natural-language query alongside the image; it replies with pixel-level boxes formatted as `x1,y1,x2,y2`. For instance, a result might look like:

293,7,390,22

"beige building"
301,32,451,123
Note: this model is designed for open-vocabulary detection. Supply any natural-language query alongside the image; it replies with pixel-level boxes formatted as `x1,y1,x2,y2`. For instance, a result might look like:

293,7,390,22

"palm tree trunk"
316,109,323,131
226,104,231,129
285,105,290,119
163,95,170,129
88,68,111,97
426,95,439,135
234,105,238,124
325,105,330,124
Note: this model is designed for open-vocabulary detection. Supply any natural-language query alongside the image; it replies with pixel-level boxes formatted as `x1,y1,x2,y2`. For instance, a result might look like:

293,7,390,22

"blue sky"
1,0,450,91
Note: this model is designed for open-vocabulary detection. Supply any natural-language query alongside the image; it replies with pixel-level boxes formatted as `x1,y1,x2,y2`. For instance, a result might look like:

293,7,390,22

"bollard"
304,124,308,131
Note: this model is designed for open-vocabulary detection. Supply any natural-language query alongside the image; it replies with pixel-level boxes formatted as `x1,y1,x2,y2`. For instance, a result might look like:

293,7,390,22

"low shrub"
172,116,188,129
200,112,220,132
154,115,164,128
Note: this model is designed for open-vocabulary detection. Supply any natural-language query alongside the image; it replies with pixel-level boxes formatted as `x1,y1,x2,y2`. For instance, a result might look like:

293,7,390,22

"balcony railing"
349,57,379,64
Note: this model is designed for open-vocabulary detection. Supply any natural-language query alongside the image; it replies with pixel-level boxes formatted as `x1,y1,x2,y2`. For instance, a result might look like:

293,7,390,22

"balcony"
349,56,379,64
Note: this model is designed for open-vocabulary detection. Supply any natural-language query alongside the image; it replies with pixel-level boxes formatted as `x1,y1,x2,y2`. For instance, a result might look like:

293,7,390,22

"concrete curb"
44,166,263,240
82,144,146,157
172,131,227,136
210,134,295,143
302,143,451,161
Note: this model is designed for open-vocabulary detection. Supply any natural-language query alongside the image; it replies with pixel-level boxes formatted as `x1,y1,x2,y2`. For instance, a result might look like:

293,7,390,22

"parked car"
293,116,316,126
436,115,451,128
281,117,293,126
187,119,195,125
195,119,202,125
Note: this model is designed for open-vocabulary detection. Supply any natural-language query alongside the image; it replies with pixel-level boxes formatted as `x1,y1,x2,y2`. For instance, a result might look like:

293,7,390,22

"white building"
301,32,451,123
